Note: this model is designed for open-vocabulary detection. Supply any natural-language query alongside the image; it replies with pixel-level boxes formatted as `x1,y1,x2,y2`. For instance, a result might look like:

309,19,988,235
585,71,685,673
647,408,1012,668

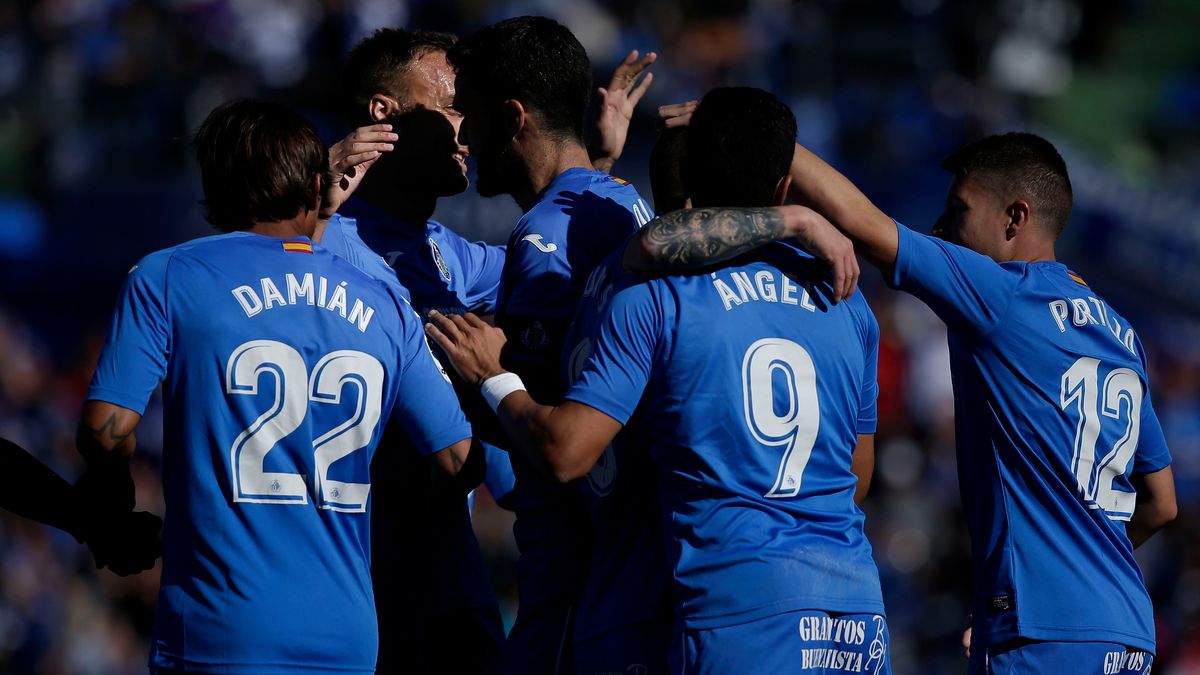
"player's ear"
1005,199,1030,241
503,99,525,140
772,174,792,207
369,94,396,122
307,173,322,212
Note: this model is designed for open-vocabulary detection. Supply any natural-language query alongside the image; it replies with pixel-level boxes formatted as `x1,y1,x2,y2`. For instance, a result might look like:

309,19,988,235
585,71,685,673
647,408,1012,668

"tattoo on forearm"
641,208,786,268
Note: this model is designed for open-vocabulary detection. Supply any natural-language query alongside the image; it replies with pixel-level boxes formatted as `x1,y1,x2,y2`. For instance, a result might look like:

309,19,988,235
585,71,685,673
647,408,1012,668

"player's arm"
430,437,487,494
1127,466,1177,548
0,436,89,536
786,142,898,269
623,204,860,302
589,50,655,174
851,434,875,505
426,311,623,482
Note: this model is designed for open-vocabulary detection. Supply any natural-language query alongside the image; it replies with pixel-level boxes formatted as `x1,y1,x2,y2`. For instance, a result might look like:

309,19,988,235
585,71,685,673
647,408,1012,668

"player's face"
934,174,1010,260
393,52,469,196
451,73,514,198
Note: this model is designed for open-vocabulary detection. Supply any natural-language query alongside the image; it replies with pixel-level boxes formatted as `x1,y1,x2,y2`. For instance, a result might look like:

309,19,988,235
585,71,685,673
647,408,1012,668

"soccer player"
77,99,479,674
0,436,161,575
774,133,1176,673
428,87,891,675
445,17,660,674
320,27,655,673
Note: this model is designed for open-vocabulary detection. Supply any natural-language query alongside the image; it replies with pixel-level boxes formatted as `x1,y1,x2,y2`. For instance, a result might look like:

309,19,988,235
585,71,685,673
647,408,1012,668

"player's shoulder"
130,231,255,278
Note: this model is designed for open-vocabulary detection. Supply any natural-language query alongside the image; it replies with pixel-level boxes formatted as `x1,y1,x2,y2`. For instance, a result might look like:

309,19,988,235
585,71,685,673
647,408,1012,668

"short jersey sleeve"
455,238,505,315
482,442,516,502
1133,389,1172,473
889,222,1019,336
563,279,663,425
87,251,173,414
857,305,880,435
387,298,473,455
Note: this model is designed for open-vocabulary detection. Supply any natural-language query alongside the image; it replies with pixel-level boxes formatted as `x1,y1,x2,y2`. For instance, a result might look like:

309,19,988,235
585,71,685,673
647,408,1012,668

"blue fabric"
88,232,471,673
889,222,1171,652
496,168,652,672
971,640,1153,675
320,211,508,666
675,610,890,675
563,232,671,648
565,242,883,630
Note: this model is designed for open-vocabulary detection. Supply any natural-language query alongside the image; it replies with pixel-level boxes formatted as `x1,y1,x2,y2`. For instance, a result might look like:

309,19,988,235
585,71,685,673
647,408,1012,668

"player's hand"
591,50,656,173
321,124,398,218
785,206,860,303
961,615,972,659
425,311,508,387
83,510,163,576
657,100,699,129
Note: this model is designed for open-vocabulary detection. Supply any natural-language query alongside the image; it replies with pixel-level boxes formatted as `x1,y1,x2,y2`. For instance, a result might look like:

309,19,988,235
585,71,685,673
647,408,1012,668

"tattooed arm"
75,401,141,512
622,204,861,302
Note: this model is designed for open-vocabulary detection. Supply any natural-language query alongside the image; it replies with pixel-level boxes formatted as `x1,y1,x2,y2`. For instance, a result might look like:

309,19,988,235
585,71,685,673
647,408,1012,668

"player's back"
889,223,1172,652
950,260,1166,649
605,243,884,629
102,232,415,673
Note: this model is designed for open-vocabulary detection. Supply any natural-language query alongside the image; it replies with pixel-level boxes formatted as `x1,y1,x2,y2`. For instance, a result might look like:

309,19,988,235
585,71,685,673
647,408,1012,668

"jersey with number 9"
565,242,884,630
87,232,472,674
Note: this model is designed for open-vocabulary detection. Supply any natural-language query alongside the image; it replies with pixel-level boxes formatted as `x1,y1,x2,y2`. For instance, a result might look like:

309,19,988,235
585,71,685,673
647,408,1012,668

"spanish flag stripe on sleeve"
610,176,629,185
1067,271,1087,287
282,240,313,254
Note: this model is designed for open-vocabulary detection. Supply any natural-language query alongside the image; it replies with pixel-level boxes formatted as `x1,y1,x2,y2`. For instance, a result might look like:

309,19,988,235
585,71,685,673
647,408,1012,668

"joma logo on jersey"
521,234,558,253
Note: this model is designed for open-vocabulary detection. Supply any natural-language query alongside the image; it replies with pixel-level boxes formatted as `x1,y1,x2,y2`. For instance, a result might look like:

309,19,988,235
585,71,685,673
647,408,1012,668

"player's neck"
513,139,593,212
248,213,316,239
356,182,437,227
1010,238,1057,264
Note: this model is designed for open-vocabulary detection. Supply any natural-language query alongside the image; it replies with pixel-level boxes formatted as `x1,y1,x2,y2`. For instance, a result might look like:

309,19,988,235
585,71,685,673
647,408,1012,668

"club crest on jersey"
428,239,452,282
586,445,618,496
521,321,550,353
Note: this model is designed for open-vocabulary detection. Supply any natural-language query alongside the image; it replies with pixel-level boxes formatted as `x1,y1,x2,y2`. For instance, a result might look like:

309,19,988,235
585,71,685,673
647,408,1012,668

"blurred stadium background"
0,0,1197,672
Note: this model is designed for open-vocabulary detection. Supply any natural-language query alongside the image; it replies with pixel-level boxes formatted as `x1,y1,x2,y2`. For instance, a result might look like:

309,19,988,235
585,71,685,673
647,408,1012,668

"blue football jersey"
497,168,654,613
565,242,885,630
339,199,506,315
562,234,671,643
87,232,472,674
888,222,1171,652
319,214,511,622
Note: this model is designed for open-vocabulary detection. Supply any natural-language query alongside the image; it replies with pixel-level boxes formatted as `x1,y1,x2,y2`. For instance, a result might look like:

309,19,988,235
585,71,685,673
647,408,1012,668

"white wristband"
481,372,526,413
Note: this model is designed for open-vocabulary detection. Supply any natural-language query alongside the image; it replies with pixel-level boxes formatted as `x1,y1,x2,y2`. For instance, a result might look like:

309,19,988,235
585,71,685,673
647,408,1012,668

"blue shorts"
672,610,891,675
574,616,672,675
970,639,1153,675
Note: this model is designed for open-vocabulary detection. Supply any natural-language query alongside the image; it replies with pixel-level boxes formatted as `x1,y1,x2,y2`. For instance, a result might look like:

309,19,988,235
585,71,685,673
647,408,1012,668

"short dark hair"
649,126,689,213
342,28,458,123
192,100,326,232
942,132,1073,237
448,16,591,143
684,87,797,208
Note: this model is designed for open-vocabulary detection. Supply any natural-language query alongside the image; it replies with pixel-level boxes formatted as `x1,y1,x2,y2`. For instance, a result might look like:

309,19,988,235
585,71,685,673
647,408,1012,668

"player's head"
447,16,592,197
649,126,690,213
342,28,469,197
934,132,1072,260
192,99,326,233
683,87,797,209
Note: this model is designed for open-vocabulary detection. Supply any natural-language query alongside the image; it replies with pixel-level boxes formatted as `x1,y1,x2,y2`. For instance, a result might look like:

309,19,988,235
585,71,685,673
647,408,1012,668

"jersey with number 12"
889,223,1171,652
87,232,472,674
565,242,884,629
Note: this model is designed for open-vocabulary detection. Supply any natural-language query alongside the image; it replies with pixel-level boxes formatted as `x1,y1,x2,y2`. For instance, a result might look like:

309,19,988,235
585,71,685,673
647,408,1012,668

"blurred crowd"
0,0,1197,673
